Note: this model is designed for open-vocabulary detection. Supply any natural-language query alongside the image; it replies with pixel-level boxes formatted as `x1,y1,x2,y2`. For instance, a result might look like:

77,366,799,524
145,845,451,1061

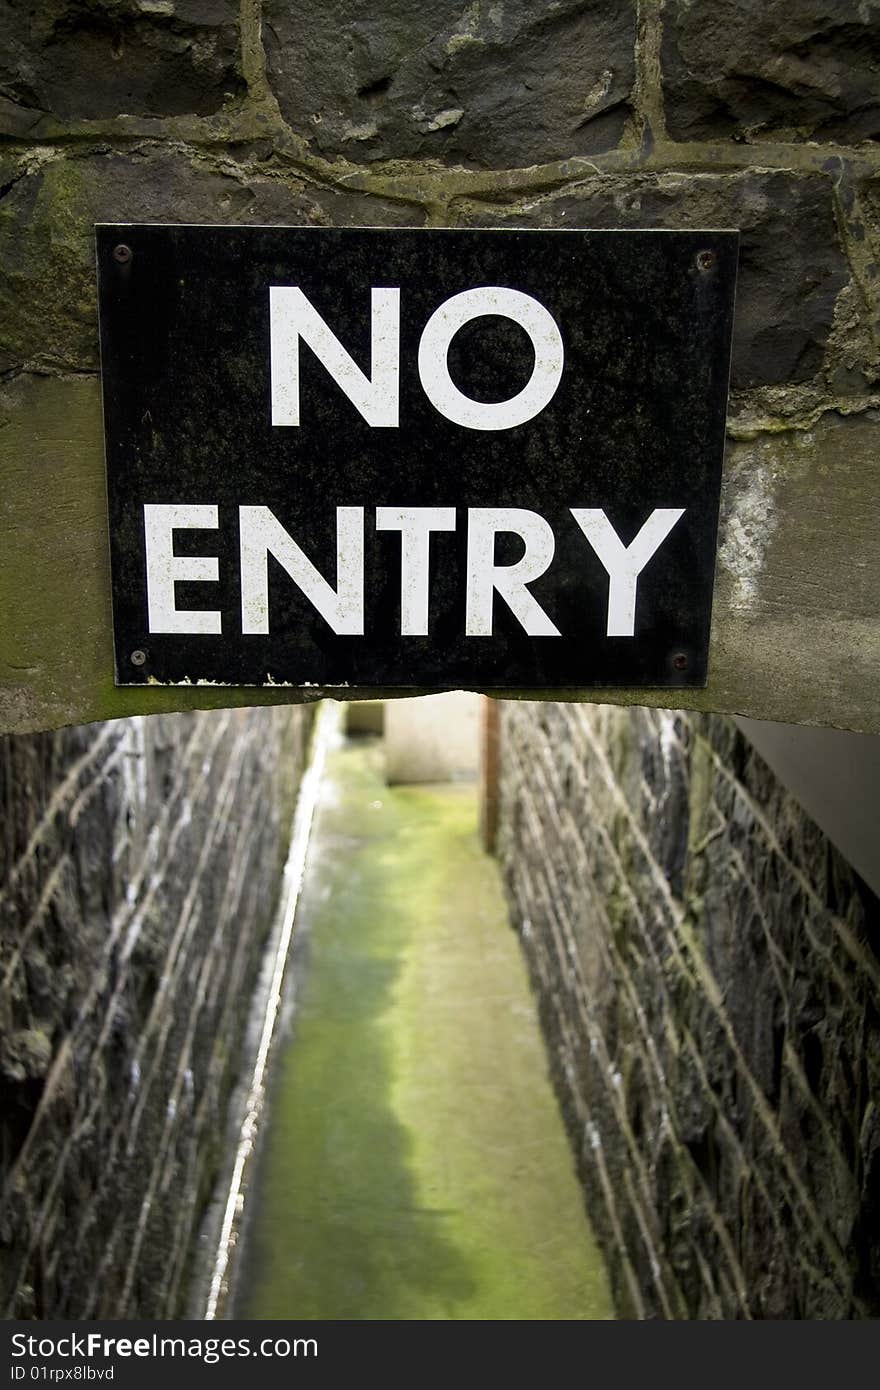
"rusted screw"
672,652,688,671
696,249,715,272
130,649,146,666
113,243,132,264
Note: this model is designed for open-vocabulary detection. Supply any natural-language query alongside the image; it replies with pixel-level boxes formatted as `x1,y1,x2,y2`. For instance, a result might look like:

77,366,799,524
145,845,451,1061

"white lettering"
418,287,564,431
239,505,364,634
269,287,400,427
143,503,222,635
571,507,685,636
375,506,456,635
465,508,560,636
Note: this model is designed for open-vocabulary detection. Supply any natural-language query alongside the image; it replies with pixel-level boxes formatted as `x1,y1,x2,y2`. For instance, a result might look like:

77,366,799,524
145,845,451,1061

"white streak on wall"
204,701,337,1320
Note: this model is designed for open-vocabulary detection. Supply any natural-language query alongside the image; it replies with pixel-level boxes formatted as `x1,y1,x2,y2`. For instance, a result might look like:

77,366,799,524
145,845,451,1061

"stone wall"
0,705,311,1318
496,701,880,1319
1,0,879,1323
1,1,879,735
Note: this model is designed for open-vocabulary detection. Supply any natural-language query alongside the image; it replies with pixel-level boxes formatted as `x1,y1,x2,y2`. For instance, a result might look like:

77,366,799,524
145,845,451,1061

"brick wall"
0,705,311,1318
496,702,880,1319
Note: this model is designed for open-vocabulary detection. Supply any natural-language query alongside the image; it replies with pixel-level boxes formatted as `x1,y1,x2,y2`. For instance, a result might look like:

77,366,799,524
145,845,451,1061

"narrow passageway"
235,727,613,1320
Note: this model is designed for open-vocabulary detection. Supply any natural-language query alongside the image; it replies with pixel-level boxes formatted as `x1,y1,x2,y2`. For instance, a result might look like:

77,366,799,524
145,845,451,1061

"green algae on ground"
236,735,613,1320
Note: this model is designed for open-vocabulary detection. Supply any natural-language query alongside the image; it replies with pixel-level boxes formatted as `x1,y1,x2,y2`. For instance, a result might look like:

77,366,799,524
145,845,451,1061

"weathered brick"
497,702,880,1319
0,704,311,1318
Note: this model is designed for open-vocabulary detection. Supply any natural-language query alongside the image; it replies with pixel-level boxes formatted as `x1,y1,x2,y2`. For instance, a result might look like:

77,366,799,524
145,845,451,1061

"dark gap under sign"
96,225,738,689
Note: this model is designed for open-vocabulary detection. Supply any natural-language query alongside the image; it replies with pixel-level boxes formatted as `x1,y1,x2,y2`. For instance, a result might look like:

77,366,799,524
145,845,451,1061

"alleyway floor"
236,731,613,1319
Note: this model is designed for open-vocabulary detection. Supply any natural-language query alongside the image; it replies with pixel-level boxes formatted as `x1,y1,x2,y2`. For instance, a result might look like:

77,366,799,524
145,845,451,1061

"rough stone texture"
0,0,243,124
859,174,880,271
0,149,423,376
455,170,850,387
1,0,879,736
263,0,636,168
496,701,880,1319
707,414,880,729
662,0,880,145
0,704,311,1318
0,0,877,1331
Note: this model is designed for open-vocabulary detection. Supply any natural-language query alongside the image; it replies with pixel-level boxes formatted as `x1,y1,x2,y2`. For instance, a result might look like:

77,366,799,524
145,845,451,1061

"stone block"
661,0,880,144
263,0,636,168
0,0,243,125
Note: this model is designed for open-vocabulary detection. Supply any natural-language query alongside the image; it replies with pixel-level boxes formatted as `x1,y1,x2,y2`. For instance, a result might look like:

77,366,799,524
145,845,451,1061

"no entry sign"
96,225,737,689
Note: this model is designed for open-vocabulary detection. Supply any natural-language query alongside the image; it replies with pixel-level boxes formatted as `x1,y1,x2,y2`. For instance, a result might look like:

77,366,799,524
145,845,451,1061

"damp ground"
235,733,613,1320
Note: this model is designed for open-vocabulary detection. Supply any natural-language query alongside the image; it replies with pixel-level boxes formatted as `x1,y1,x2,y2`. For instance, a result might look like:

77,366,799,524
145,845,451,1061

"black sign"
96,225,737,689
